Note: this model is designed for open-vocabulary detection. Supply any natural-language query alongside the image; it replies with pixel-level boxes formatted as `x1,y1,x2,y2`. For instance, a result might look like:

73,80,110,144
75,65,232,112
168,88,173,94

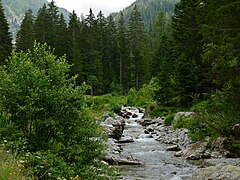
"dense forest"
0,0,240,179
2,0,69,39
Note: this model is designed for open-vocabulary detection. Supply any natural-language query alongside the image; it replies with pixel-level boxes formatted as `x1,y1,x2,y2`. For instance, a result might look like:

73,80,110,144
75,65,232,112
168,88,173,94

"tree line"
3,1,149,95
1,0,240,136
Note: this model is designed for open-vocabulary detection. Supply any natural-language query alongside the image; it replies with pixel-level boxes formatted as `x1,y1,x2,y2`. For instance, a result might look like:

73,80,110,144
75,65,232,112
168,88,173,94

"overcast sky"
47,0,135,16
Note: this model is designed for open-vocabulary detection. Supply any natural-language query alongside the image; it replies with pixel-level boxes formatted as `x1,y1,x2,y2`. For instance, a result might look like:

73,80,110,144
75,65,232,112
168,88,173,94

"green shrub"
173,117,192,129
0,146,30,179
164,113,176,126
0,42,113,179
127,78,158,108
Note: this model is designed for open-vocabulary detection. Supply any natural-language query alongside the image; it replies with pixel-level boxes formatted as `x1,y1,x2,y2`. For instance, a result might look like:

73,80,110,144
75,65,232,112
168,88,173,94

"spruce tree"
82,9,103,95
67,11,83,83
128,5,150,90
172,0,206,106
16,9,35,52
0,0,12,64
117,11,129,93
34,4,48,43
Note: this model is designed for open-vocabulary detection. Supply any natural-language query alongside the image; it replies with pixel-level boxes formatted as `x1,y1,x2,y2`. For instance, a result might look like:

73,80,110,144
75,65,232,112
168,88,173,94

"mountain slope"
2,0,69,39
112,0,179,30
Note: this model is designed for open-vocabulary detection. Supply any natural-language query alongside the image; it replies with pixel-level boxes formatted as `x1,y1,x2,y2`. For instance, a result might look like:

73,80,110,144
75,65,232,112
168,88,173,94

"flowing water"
119,107,198,180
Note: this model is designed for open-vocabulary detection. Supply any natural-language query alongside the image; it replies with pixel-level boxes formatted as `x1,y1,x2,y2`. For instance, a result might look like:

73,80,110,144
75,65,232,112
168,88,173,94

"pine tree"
101,14,118,93
67,11,83,83
16,9,35,52
117,11,129,93
82,9,103,95
128,5,150,90
0,0,12,64
34,1,65,57
54,13,68,56
172,0,206,106
34,4,48,43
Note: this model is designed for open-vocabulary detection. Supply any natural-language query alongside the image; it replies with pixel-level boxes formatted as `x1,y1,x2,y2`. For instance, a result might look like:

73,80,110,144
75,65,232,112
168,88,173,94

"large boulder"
191,164,240,180
173,112,195,122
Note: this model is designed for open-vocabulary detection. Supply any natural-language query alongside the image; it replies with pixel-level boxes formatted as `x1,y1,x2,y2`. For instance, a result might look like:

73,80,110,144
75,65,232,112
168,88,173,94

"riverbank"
101,106,240,180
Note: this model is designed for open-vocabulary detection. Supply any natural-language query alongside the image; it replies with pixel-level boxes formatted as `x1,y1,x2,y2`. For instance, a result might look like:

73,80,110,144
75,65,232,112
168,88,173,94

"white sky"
47,0,135,16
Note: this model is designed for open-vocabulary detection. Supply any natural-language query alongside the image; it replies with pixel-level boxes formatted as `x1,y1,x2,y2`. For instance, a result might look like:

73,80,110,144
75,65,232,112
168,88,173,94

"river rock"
173,112,195,122
203,158,240,167
139,118,160,126
118,136,134,143
146,125,154,132
191,164,240,180
112,122,125,140
167,145,181,151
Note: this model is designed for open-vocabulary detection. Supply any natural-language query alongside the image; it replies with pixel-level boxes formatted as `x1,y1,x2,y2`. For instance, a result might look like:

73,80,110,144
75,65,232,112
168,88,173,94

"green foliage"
0,42,112,179
0,0,12,64
127,78,158,107
164,113,176,126
16,9,35,52
86,94,127,119
0,147,30,179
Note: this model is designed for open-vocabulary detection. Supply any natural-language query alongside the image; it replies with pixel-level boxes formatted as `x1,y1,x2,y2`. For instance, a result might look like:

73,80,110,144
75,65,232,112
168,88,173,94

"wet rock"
132,114,138,118
138,108,145,113
173,112,195,122
167,145,181,151
118,137,134,143
203,158,240,167
139,118,159,126
144,129,150,134
112,122,125,140
146,126,154,132
174,150,184,157
191,164,240,180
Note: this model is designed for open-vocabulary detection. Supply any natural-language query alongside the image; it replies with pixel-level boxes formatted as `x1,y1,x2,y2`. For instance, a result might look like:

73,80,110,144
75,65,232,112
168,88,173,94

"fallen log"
103,156,143,165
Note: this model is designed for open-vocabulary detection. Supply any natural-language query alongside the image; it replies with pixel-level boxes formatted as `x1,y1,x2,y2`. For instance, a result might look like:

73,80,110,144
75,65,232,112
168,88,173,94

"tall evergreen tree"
54,13,68,56
102,14,118,93
0,0,12,64
16,9,35,52
82,9,103,95
67,11,83,83
117,11,129,93
128,5,150,90
34,4,48,43
34,1,65,57
171,0,206,106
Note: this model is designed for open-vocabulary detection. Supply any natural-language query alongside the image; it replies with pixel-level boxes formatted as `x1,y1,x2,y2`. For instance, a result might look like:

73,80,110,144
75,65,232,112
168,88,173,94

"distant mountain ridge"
2,0,70,39
111,0,179,30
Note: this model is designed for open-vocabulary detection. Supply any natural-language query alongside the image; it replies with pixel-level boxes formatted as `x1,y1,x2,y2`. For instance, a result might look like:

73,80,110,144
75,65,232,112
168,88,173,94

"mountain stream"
119,107,198,180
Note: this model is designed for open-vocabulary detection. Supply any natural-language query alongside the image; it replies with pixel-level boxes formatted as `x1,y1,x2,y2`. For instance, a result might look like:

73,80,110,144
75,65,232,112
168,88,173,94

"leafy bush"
164,113,176,126
127,78,158,107
0,42,113,179
188,78,240,141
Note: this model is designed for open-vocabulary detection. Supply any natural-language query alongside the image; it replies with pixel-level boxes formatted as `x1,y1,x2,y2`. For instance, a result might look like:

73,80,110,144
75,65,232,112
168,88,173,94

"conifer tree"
67,11,83,83
34,4,48,43
82,9,103,95
0,0,12,64
117,11,129,93
55,13,68,56
128,5,149,90
16,9,35,52
172,0,205,106
102,14,118,93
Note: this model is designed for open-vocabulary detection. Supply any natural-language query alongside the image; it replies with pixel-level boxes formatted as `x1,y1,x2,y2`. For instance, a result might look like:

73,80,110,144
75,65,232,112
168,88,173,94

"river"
119,107,198,180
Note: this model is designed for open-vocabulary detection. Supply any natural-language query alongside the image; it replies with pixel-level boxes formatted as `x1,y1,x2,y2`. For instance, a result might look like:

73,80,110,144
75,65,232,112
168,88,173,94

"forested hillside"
112,0,179,30
0,0,240,179
2,0,69,39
